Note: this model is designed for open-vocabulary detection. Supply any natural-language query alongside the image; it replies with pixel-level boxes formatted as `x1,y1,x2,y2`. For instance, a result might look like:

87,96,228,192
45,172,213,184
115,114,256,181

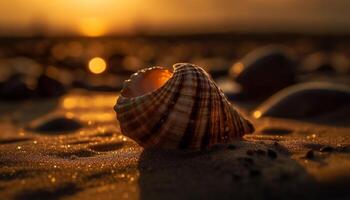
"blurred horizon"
1,0,350,37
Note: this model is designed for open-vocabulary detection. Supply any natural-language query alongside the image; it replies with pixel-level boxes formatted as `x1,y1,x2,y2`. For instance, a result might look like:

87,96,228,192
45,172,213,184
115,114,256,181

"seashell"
115,63,254,150
229,45,296,99
252,82,350,120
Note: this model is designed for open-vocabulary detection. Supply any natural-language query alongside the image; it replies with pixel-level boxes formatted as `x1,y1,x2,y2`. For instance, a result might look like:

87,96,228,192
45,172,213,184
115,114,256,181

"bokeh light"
230,62,244,76
88,57,107,74
253,111,262,119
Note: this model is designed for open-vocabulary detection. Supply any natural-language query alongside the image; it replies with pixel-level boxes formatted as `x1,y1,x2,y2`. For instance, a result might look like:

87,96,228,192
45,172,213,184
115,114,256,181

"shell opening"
121,68,173,98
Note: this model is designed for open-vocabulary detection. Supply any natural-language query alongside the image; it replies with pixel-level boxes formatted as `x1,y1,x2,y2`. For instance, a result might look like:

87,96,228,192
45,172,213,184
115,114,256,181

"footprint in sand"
0,169,35,181
260,128,293,135
0,137,33,144
91,132,115,138
14,183,80,200
67,139,98,145
88,142,124,152
52,149,97,159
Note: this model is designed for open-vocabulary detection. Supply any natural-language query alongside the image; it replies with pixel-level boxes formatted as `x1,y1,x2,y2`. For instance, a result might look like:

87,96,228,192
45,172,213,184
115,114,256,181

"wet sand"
0,91,349,200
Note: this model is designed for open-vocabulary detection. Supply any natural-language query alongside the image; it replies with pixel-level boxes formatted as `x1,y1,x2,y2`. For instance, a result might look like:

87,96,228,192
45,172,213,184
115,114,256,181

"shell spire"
115,63,254,150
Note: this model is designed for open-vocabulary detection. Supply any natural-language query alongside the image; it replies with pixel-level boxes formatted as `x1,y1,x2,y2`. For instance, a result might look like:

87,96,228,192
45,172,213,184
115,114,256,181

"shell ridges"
115,63,254,150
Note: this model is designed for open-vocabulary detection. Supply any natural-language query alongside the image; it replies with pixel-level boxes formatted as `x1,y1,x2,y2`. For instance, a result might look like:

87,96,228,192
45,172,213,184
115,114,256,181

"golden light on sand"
88,57,107,74
253,111,262,119
79,112,115,122
79,17,107,37
62,95,117,109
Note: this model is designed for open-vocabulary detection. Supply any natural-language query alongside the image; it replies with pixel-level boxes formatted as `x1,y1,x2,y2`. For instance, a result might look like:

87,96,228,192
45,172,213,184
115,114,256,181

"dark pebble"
37,74,66,97
305,150,314,159
246,149,254,156
32,117,82,133
227,144,236,150
256,149,266,156
0,74,35,100
260,128,292,135
319,146,334,152
267,149,278,159
279,172,292,181
232,174,242,181
237,157,254,166
249,169,261,177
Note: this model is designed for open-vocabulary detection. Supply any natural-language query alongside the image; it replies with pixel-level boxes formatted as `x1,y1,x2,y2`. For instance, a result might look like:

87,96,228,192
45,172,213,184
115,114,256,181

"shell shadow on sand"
137,141,328,200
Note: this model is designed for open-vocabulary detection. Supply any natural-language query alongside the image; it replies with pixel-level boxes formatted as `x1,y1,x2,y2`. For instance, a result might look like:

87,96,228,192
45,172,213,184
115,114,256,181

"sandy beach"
1,0,350,199
0,91,349,200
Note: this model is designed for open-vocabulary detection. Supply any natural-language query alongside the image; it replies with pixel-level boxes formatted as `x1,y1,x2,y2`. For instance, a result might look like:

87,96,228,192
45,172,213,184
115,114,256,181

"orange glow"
88,57,107,74
230,62,244,76
0,1,350,36
253,111,262,119
62,94,117,109
121,68,173,98
79,112,115,122
79,18,107,37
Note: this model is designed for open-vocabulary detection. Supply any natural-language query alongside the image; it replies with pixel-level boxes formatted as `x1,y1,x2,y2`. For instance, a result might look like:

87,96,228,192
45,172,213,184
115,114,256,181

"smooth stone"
31,117,82,133
230,45,296,98
252,82,350,120
37,74,66,97
0,74,35,100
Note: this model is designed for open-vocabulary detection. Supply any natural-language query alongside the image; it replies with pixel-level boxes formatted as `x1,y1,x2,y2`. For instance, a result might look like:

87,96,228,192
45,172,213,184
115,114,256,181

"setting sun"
79,17,108,37
88,57,107,74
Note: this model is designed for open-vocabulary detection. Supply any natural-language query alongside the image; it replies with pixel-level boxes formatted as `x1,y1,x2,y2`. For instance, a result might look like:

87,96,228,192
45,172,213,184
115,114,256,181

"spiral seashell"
115,63,254,150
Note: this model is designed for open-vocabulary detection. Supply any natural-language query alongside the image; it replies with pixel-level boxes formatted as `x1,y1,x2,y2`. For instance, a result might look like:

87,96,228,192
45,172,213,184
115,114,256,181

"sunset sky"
0,0,350,36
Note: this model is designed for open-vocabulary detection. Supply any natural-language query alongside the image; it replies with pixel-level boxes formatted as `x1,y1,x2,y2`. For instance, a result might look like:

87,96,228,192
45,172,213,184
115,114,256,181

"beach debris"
229,45,296,98
304,150,315,159
115,63,254,150
260,128,292,135
246,149,254,156
249,169,261,177
227,144,236,150
237,157,255,166
256,149,266,156
252,82,350,119
319,146,334,152
267,149,278,159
